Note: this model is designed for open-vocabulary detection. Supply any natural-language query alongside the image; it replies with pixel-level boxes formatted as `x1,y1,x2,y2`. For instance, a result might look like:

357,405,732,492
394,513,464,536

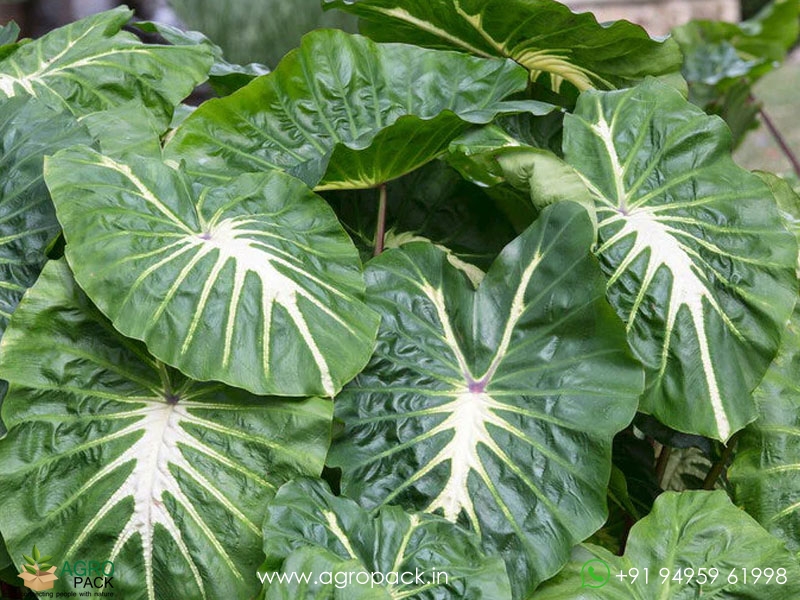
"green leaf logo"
18,545,58,592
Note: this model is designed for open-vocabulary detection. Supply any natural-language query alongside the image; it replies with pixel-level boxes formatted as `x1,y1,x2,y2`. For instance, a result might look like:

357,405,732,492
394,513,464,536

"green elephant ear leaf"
535,490,800,599
0,7,213,125
324,0,682,96
165,29,552,189
44,147,379,397
0,97,93,342
0,259,332,600
561,79,797,441
260,478,512,600
328,201,644,597
730,304,800,552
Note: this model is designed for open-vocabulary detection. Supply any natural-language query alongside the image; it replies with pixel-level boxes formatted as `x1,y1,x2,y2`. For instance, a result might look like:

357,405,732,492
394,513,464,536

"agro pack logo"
18,545,58,592
62,559,115,591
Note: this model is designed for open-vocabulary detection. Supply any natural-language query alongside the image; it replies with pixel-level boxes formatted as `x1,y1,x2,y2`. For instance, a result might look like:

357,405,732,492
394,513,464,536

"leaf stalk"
703,431,741,490
373,183,388,256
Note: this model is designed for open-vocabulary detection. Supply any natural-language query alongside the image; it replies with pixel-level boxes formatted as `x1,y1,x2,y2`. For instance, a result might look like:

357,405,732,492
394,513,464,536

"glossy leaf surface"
0,259,333,600
325,0,682,94
0,97,93,341
563,79,797,440
329,201,643,596
166,29,551,189
45,147,379,397
730,305,800,552
0,8,213,125
260,478,512,599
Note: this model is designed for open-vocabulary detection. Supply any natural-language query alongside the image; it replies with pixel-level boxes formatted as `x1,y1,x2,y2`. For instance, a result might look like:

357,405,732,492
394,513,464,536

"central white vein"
198,218,335,396
416,251,543,528
65,401,257,600
600,209,731,439
582,100,734,440
425,392,497,528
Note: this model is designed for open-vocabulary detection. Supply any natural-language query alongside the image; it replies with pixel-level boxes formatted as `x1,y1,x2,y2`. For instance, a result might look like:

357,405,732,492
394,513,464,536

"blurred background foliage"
167,0,356,67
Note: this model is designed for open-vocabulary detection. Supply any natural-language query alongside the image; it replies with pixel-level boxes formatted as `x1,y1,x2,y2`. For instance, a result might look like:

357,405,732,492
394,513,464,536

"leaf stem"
754,96,800,178
373,183,388,257
655,445,672,489
702,431,741,490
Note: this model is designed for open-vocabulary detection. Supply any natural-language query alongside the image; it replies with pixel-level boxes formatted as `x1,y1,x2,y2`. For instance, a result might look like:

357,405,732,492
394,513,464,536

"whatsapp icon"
580,558,611,588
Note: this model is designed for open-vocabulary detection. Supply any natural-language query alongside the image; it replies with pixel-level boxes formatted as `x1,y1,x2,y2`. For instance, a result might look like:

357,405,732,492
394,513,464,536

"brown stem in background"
373,183,388,257
703,432,741,490
753,95,800,178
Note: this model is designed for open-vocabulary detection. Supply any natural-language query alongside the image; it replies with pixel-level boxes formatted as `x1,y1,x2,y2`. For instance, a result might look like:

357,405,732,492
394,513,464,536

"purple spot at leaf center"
468,380,485,393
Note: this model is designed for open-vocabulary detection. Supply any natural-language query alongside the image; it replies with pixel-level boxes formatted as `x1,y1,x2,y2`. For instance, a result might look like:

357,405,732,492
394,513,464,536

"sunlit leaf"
561,79,797,440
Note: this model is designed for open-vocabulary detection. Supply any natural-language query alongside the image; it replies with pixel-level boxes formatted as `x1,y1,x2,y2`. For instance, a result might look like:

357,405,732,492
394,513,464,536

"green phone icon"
580,559,610,588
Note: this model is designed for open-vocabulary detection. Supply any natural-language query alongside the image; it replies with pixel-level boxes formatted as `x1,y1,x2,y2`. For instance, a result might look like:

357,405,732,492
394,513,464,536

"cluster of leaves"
0,2,799,600
20,546,52,576
673,0,800,146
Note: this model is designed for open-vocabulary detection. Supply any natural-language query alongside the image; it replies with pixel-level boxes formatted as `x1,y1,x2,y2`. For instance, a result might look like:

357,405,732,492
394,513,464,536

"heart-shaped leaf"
730,304,800,552
534,490,800,599
165,29,552,189
259,478,512,599
0,97,93,342
0,259,333,600
44,147,379,397
562,79,798,441
325,0,682,95
328,201,644,597
0,8,213,125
